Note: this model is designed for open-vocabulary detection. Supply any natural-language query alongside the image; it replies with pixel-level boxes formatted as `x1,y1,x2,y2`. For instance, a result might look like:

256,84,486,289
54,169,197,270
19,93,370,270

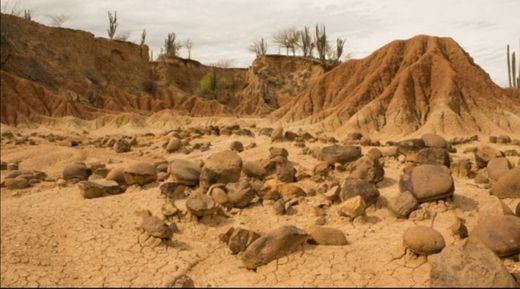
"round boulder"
403,226,445,255
490,166,520,199
169,159,201,186
470,215,520,257
400,164,454,202
486,157,512,181
123,162,157,186
200,150,242,188
320,145,362,165
339,177,380,206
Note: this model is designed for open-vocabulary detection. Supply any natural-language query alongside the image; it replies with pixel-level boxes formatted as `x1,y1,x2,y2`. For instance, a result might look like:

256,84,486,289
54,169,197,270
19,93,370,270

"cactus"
513,52,517,88
107,11,118,40
507,45,512,87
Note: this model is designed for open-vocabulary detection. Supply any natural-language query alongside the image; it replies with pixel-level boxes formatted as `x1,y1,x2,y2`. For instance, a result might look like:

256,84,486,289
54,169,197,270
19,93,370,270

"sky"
4,0,520,86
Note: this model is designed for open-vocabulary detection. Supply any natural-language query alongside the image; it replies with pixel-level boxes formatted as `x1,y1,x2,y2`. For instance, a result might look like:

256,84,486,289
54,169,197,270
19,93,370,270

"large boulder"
319,145,362,165
220,227,260,255
62,163,91,181
490,166,520,199
430,238,517,287
474,145,503,169
78,179,121,199
486,157,512,181
403,226,445,255
339,177,380,206
200,151,242,188
346,157,384,183
169,159,201,186
399,164,454,202
470,215,520,257
123,162,157,186
307,226,348,246
416,147,450,167
383,190,418,218
241,225,308,269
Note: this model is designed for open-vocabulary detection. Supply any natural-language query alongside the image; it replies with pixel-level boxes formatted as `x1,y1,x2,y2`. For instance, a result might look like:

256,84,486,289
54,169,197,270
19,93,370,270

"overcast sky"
7,0,520,86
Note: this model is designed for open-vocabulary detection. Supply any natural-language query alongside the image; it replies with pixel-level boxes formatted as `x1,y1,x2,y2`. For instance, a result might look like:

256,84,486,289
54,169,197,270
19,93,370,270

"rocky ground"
1,122,519,287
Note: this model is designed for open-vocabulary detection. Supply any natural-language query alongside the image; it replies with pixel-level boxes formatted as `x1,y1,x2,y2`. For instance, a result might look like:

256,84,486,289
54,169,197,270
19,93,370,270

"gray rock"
416,147,450,167
383,190,418,218
242,161,267,179
220,227,260,254
474,145,503,169
186,193,216,217
140,210,172,239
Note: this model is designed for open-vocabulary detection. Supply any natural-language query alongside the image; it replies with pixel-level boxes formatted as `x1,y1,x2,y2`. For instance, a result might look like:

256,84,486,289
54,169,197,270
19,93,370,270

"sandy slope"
1,121,519,287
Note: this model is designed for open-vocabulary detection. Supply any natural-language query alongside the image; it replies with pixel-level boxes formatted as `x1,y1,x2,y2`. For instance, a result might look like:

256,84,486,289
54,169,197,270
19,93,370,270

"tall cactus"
512,52,517,88
507,45,512,87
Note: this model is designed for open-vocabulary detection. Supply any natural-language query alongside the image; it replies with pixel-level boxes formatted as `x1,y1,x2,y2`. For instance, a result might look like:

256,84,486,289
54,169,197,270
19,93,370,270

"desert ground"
1,10,520,288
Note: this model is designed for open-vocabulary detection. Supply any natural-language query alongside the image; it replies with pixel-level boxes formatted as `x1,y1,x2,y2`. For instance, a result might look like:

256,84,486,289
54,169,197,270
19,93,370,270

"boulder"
430,238,517,287
339,178,380,206
490,166,520,199
225,180,255,208
320,145,362,165
200,151,242,188
78,179,121,199
450,159,472,178
220,227,260,254
383,190,418,218
269,147,288,159
346,156,384,183
397,138,425,161
186,193,216,217
242,161,267,179
276,162,296,183
113,138,131,153
166,138,182,153
474,145,503,169
399,164,454,202
229,141,244,152
123,162,157,186
241,225,308,269
421,133,448,148
4,177,30,189
106,167,127,185
140,210,172,239
338,195,366,218
160,182,187,200
169,159,201,186
403,226,445,255
470,215,520,257
209,185,229,206
416,147,450,167
307,226,348,246
486,157,512,181
62,163,91,181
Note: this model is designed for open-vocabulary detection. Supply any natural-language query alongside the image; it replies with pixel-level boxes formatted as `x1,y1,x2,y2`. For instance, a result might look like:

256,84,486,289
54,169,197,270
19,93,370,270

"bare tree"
334,38,345,63
140,29,146,46
273,27,298,56
164,33,182,57
1,0,22,16
107,11,118,40
184,39,193,59
248,37,268,57
48,14,69,27
115,31,130,41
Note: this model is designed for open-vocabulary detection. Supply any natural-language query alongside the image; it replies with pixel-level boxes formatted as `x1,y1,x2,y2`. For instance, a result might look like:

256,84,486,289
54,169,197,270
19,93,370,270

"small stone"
123,162,157,186
78,179,121,199
229,141,244,152
273,199,286,215
338,195,366,218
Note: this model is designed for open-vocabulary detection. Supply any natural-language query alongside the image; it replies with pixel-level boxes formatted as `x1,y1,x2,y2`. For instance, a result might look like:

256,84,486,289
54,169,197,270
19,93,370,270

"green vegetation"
196,69,233,100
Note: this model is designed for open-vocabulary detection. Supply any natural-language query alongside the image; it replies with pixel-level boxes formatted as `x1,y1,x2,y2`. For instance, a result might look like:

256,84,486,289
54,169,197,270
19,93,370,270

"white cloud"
9,0,520,86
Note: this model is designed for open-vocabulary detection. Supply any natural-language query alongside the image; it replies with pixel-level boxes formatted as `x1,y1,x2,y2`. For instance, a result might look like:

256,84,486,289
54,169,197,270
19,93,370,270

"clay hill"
1,14,519,138
273,35,520,138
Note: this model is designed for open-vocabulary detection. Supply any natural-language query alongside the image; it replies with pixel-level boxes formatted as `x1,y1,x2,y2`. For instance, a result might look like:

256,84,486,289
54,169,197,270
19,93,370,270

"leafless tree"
184,39,193,59
1,0,22,16
273,27,299,56
107,11,118,39
248,37,268,57
300,26,314,57
48,14,69,27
